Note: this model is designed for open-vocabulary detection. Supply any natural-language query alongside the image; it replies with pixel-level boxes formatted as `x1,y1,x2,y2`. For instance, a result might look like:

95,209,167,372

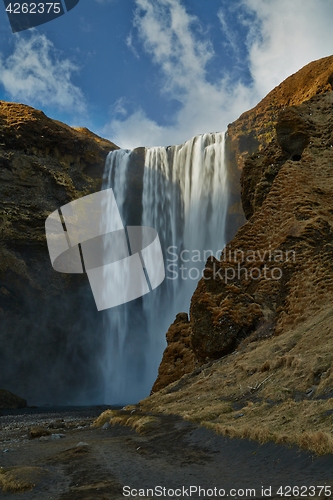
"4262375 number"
5,3,62,14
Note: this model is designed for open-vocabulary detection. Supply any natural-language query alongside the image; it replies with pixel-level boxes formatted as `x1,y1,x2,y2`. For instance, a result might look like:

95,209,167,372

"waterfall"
101,132,229,404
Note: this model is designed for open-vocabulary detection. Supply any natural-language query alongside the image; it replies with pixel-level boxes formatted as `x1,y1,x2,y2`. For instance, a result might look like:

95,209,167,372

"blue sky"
0,0,333,149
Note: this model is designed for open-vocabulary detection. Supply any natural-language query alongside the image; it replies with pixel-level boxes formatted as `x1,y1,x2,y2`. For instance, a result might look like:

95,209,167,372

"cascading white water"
101,132,229,404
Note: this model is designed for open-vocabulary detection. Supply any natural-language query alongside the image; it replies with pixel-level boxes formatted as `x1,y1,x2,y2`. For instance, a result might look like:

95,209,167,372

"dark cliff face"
0,101,118,404
152,55,333,392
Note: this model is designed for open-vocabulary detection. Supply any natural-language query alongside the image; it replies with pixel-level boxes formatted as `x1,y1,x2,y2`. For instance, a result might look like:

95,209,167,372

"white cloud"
217,9,242,59
0,33,86,114
108,108,168,147
126,32,140,59
241,0,333,98
112,97,129,117
104,0,255,148
132,0,213,96
103,0,333,149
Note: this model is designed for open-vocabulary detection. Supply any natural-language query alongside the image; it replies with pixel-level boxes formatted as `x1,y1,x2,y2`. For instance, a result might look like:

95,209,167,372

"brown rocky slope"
226,54,333,192
0,102,118,404
142,56,333,454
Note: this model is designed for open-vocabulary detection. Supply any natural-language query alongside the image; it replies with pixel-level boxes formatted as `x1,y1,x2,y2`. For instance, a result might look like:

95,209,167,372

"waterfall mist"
101,132,229,404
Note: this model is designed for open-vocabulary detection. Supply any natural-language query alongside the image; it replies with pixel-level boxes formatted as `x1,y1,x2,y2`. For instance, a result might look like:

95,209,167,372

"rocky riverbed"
0,406,332,499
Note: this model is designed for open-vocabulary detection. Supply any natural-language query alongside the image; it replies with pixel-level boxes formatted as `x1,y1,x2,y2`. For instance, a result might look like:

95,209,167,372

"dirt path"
0,407,332,499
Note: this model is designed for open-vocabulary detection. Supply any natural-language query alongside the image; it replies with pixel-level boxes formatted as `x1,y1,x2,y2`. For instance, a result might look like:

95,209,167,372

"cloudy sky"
0,0,332,149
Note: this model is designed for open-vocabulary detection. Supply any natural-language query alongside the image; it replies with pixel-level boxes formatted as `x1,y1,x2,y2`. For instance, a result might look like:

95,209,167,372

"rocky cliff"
0,102,118,404
226,55,333,200
191,88,333,359
144,56,333,453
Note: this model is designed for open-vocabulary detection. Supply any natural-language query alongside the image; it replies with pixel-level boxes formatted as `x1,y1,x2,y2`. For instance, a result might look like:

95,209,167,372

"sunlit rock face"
0,101,118,405
153,55,333,390
192,62,333,358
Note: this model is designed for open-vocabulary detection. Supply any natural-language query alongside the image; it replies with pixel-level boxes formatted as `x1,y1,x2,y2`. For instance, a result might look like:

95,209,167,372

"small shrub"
260,361,270,372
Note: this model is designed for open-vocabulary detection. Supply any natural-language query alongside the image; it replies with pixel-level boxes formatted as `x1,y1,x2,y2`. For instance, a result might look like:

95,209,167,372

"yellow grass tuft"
298,431,333,456
93,410,159,434
0,467,47,493
91,409,118,428
204,424,333,455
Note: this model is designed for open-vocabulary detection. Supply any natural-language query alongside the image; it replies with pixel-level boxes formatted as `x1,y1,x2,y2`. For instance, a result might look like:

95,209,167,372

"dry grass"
204,424,333,456
139,305,333,455
0,466,47,493
93,410,159,434
92,409,119,428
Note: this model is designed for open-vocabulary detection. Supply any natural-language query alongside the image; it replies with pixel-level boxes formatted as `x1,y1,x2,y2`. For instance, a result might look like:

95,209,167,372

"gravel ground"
0,406,332,499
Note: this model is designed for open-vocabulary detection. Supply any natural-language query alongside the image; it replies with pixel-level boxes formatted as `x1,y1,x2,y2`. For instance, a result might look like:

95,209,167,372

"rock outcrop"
0,102,118,404
192,90,333,359
151,313,199,394
226,55,333,180
0,389,27,409
152,55,333,390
